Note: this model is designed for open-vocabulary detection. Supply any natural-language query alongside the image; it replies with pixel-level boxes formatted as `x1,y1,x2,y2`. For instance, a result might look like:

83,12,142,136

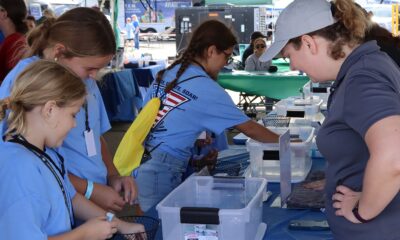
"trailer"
175,5,270,53
123,0,192,33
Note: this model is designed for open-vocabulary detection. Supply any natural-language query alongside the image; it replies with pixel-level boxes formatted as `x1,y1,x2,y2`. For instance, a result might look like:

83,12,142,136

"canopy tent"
206,0,273,4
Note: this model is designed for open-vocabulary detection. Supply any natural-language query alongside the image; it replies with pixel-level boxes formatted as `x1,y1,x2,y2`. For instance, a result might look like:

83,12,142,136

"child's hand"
115,217,146,238
81,216,117,240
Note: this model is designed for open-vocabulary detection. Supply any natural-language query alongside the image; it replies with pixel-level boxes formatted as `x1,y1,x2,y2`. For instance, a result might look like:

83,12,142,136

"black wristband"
352,204,372,223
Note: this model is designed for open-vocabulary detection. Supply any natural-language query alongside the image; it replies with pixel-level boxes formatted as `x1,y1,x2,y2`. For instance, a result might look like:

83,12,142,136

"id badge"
84,129,97,157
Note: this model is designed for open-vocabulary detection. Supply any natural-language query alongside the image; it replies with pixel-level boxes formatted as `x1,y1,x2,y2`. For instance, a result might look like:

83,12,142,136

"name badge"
84,129,97,157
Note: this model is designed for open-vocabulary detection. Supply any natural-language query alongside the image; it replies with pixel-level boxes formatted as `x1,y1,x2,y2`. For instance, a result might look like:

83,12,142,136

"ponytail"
0,98,10,121
156,20,237,92
25,18,57,58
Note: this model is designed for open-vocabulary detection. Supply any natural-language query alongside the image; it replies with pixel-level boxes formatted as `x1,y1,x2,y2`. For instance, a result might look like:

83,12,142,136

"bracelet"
106,212,114,222
84,180,94,199
352,202,372,223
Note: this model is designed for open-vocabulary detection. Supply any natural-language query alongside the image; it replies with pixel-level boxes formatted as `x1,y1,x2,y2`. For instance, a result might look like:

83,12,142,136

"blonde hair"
0,60,87,137
289,0,370,60
253,38,266,48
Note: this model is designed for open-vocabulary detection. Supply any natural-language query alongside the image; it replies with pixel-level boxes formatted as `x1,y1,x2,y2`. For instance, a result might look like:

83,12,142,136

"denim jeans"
136,148,189,212
134,33,139,49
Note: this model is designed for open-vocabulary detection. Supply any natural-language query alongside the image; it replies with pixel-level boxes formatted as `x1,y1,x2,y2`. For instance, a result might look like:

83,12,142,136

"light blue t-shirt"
144,64,249,160
0,56,111,184
125,22,134,39
0,142,76,239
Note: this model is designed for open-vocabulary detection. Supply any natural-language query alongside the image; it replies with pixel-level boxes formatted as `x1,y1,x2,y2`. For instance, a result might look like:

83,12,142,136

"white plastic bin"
156,176,267,240
302,81,331,103
246,127,314,183
274,97,322,119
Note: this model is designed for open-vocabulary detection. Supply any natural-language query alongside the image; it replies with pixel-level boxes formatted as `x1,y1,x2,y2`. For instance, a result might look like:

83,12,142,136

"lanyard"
83,101,90,132
9,135,74,228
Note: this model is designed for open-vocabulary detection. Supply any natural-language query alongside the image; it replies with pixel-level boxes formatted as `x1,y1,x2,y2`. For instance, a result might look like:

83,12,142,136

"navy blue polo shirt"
317,40,400,239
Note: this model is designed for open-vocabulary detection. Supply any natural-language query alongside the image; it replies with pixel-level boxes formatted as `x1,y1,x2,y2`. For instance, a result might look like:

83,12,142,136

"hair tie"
3,97,11,109
330,2,336,16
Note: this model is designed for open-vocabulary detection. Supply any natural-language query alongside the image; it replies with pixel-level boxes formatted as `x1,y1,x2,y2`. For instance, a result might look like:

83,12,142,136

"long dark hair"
0,0,28,34
155,20,237,92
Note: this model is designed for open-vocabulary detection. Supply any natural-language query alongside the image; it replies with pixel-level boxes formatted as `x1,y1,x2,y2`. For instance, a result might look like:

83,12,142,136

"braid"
155,58,182,84
156,20,237,91
165,48,196,93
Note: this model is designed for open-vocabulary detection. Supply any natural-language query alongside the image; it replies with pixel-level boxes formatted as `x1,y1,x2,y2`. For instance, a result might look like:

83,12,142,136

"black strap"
83,101,90,132
9,135,74,228
191,59,208,74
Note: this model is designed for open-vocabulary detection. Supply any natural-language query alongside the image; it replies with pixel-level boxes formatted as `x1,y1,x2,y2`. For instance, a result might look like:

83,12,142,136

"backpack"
113,74,205,176
113,98,160,176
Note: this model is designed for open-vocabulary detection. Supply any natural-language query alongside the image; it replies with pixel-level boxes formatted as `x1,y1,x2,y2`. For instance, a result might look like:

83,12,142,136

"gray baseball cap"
260,0,336,62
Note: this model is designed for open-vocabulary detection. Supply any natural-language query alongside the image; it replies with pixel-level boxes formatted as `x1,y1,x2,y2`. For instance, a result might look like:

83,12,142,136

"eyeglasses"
255,44,266,49
223,51,234,64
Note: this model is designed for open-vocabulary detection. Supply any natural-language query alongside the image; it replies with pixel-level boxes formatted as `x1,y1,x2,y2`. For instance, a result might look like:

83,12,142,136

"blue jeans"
136,148,188,212
134,33,139,49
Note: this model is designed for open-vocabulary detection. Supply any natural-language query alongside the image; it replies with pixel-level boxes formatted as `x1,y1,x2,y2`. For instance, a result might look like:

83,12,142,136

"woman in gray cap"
261,0,400,239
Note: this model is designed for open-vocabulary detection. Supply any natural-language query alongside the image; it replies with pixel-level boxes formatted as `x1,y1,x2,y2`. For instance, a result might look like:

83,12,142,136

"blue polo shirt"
317,40,400,239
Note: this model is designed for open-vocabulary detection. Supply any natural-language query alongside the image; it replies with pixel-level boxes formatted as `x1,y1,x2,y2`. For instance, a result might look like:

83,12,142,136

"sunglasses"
222,51,234,64
255,44,266,49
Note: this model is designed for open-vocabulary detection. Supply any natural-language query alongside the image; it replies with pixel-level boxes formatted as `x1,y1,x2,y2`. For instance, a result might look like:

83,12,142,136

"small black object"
286,110,305,118
268,65,278,73
288,220,330,231
180,207,220,225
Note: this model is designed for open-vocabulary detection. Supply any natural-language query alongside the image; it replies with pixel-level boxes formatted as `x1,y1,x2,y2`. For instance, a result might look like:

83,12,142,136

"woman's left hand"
332,185,361,223
108,175,138,205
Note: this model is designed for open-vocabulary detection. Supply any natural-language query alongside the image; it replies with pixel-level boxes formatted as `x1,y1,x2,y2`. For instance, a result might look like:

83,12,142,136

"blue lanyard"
9,135,74,228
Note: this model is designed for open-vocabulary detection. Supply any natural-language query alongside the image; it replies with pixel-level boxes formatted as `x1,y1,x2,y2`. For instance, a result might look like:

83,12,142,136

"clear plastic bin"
274,97,322,119
156,176,267,240
302,81,331,104
246,127,314,183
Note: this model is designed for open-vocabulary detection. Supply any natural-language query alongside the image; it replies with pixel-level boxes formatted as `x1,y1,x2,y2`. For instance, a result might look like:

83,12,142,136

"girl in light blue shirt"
0,7,136,212
0,60,143,240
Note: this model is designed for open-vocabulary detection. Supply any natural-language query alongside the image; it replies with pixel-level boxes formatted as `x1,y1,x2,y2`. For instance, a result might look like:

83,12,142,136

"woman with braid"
135,20,279,211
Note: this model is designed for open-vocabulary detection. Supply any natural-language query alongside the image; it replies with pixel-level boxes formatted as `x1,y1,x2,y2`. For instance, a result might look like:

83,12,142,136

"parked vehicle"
122,0,192,33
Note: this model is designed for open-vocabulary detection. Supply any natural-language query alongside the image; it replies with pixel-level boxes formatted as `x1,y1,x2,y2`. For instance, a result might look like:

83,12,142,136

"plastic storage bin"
156,176,267,240
302,81,332,110
274,96,322,119
246,126,314,183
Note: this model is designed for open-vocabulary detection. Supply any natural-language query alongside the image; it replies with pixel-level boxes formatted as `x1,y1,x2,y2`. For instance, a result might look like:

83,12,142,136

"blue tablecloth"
98,69,143,122
145,157,333,240
126,64,166,87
